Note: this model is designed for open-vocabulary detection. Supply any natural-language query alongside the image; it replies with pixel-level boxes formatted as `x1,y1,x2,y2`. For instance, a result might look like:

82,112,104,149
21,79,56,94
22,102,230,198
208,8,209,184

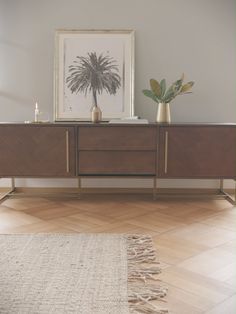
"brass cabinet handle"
66,130,70,173
164,131,168,174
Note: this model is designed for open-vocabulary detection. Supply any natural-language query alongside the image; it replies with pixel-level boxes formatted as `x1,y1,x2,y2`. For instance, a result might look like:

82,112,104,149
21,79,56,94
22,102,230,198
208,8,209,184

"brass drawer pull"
66,130,70,173
164,131,168,174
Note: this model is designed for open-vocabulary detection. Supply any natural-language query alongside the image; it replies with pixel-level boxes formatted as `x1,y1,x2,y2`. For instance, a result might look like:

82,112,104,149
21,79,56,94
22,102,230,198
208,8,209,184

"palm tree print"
66,52,121,107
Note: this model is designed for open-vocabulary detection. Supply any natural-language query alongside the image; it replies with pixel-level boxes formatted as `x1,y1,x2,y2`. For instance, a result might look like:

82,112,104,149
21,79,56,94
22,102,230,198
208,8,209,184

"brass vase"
156,103,171,123
91,105,102,123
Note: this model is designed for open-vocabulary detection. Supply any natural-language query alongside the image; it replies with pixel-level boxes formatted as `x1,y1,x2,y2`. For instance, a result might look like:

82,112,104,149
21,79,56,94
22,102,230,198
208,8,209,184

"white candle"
35,102,39,122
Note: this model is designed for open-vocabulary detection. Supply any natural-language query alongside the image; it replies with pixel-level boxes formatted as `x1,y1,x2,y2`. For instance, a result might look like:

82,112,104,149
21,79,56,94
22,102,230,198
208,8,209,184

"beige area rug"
0,234,168,314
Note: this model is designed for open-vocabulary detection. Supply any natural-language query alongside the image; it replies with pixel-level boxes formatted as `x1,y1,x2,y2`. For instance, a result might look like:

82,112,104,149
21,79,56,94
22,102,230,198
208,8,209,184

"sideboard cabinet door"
0,126,76,177
158,126,236,178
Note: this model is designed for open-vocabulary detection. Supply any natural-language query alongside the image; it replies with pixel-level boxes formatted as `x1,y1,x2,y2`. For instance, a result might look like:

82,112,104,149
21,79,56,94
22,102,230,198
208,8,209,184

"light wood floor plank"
205,295,236,314
0,194,235,313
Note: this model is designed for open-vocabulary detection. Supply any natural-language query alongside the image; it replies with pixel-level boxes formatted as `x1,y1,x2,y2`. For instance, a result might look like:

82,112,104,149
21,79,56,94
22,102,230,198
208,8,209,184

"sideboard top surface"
0,122,235,127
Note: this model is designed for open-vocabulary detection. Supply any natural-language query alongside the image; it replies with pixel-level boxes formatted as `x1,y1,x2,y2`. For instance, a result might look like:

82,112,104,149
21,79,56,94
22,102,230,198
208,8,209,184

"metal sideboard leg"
0,177,16,202
153,177,157,200
219,179,236,205
78,177,82,199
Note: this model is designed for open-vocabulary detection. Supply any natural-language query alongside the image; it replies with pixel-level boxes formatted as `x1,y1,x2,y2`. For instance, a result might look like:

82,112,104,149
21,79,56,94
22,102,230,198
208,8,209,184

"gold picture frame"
54,29,135,121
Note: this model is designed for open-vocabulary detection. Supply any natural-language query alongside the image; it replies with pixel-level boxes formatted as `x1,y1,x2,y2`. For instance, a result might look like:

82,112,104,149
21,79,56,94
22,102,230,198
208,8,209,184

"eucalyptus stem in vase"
143,74,194,123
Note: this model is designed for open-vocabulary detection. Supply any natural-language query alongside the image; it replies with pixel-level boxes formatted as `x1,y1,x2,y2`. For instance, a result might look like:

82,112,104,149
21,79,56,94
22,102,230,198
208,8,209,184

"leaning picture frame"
54,29,135,121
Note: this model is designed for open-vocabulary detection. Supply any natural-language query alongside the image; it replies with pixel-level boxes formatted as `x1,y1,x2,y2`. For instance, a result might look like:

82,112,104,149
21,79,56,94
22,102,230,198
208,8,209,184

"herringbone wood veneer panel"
0,126,75,176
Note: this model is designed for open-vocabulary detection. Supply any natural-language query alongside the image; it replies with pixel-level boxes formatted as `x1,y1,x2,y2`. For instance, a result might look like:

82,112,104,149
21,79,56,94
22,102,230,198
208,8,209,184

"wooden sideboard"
0,123,235,203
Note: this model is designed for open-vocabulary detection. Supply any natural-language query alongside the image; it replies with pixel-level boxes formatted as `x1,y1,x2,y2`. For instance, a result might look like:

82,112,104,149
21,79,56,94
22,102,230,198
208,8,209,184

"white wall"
0,0,235,188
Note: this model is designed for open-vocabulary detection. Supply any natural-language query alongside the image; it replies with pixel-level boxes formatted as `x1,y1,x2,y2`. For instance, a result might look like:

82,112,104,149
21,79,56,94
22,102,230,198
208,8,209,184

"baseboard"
0,187,233,195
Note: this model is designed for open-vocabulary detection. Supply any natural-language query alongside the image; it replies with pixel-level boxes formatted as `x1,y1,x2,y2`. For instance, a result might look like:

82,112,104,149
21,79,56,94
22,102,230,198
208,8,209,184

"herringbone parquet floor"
0,193,235,314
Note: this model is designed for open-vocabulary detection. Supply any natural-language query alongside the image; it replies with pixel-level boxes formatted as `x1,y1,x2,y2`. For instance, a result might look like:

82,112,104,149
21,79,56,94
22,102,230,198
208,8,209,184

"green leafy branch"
143,74,194,104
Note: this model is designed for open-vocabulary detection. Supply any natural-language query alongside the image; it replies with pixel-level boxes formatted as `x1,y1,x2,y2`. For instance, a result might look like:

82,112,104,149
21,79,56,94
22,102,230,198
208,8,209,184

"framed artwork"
54,29,135,121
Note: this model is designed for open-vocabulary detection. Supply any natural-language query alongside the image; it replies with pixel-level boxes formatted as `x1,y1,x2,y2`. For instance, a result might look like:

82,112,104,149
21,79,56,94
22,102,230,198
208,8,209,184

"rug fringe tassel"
129,303,169,314
127,235,168,314
128,267,162,282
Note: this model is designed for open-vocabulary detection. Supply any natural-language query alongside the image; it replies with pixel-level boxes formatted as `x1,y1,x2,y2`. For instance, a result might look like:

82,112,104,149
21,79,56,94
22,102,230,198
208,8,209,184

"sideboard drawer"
78,151,156,175
78,126,157,150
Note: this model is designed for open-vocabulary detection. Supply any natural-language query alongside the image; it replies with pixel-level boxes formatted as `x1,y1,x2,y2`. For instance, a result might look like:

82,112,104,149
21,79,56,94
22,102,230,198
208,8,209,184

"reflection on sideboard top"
0,121,235,126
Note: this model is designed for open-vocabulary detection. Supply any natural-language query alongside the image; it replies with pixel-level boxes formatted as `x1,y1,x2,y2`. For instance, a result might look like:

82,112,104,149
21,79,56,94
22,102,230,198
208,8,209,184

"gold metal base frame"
0,177,235,205
78,176,157,200
218,179,236,205
153,178,236,205
0,178,16,202
0,178,82,201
